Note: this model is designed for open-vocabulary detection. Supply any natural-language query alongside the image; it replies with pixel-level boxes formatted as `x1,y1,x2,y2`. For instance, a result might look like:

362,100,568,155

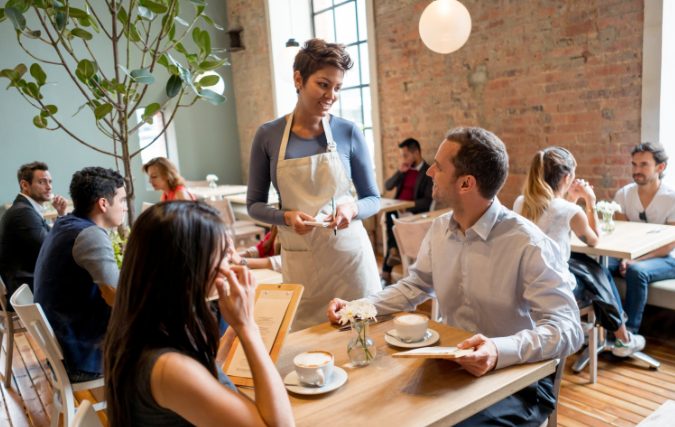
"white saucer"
284,366,348,395
385,328,440,348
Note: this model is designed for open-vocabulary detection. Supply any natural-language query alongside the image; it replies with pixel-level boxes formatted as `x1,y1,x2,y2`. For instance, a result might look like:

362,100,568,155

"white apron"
276,113,381,331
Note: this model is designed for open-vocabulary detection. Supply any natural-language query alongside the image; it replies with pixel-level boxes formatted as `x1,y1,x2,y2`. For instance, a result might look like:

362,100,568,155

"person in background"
229,226,282,272
246,38,381,331
0,162,67,302
610,142,675,354
381,138,433,285
142,157,196,201
328,127,582,426
104,201,294,427
513,147,643,357
34,167,126,383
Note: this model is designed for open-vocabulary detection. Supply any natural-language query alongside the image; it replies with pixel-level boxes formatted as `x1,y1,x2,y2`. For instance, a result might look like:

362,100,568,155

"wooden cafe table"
189,185,248,200
238,315,556,426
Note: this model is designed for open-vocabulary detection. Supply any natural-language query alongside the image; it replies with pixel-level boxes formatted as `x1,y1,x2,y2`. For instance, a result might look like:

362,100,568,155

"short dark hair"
17,162,49,187
632,142,668,179
69,167,125,214
444,127,509,199
294,38,353,94
398,138,421,153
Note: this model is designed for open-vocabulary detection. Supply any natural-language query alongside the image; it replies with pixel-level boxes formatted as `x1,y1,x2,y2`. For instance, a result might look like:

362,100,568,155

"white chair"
205,199,266,244
71,400,104,427
0,274,27,387
10,284,106,427
391,217,440,321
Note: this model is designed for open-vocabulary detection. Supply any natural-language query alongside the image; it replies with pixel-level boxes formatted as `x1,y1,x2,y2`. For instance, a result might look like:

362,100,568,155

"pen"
332,197,337,236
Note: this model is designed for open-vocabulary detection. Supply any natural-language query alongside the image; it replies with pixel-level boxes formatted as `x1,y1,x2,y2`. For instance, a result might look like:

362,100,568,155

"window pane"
364,128,375,170
314,10,335,43
362,86,372,128
357,0,367,42
136,109,168,165
359,42,370,85
338,88,363,126
313,0,332,12
333,97,342,116
343,45,360,88
334,2,358,45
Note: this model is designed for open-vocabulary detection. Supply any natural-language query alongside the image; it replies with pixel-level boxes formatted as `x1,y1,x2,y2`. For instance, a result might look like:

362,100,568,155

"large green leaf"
200,31,211,57
141,1,168,14
166,74,182,97
202,15,223,30
87,15,100,33
174,16,188,26
94,103,113,120
128,22,142,42
5,7,26,31
6,0,31,14
192,27,202,50
137,6,154,20
0,69,20,83
56,10,66,31
33,0,48,8
0,9,7,23
78,16,91,26
57,7,88,18
30,63,47,86
199,74,219,87
23,82,39,98
157,54,169,68
174,42,189,56
142,103,160,123
33,115,47,129
198,58,227,71
40,105,58,117
77,59,96,79
198,89,225,105
117,6,128,24
71,28,93,40
130,69,155,84
118,65,132,79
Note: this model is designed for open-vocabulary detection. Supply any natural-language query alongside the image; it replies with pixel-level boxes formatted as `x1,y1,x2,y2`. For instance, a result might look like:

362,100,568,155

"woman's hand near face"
215,262,257,333
324,202,359,230
284,211,316,235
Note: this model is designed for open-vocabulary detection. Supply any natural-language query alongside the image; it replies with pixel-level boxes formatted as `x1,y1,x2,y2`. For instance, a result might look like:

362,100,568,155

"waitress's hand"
215,264,257,333
324,202,358,230
284,211,316,235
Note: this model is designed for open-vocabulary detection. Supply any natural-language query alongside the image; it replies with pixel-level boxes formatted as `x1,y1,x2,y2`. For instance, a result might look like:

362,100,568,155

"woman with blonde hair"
142,157,196,201
513,147,645,357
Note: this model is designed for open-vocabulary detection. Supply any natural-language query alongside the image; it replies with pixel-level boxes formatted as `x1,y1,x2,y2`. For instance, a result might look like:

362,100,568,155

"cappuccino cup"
394,314,429,342
293,351,334,387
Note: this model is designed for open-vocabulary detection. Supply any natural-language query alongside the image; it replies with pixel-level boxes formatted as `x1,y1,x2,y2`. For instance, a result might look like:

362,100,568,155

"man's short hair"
69,167,125,214
17,162,49,187
398,138,421,153
632,142,668,179
444,127,509,200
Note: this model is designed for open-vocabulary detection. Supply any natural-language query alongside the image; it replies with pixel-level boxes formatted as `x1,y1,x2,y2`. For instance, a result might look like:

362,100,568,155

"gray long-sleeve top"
246,115,381,225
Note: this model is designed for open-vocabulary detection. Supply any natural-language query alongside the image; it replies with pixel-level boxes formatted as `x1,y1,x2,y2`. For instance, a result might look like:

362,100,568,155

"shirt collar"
447,198,502,241
412,160,424,172
18,193,46,217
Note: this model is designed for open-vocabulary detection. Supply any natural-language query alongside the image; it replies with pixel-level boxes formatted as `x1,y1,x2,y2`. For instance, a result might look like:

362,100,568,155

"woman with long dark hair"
104,201,293,427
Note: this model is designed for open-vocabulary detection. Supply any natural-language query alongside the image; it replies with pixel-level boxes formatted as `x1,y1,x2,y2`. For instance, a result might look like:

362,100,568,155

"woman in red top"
142,157,196,201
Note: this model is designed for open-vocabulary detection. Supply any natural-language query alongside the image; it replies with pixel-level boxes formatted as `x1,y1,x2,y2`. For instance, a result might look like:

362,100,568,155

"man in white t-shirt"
611,142,675,353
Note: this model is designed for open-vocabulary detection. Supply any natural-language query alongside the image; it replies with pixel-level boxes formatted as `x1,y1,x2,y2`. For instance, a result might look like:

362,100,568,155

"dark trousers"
382,211,399,274
454,373,556,426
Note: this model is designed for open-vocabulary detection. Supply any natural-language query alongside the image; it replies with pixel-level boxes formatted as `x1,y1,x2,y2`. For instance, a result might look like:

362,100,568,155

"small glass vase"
601,211,615,233
347,319,376,366
208,180,217,189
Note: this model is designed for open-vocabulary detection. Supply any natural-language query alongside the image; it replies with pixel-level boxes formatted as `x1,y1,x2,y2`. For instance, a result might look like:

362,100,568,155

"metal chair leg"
4,315,14,388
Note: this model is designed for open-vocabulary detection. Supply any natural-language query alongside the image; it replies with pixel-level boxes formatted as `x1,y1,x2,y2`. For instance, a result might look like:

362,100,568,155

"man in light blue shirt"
328,127,583,426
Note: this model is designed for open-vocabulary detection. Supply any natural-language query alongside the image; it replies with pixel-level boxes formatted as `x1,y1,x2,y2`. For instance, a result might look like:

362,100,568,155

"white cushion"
614,277,675,311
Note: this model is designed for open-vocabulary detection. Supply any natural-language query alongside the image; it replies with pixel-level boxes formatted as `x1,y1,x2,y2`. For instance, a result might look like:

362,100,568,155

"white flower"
337,300,377,325
206,174,219,183
596,200,622,214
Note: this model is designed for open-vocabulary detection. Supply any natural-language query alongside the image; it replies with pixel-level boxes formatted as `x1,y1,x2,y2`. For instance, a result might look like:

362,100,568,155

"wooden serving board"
392,346,474,359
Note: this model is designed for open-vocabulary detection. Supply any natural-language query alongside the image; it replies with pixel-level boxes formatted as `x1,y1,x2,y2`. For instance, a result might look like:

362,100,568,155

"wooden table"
189,185,248,200
238,316,556,426
2,201,74,220
252,268,282,284
570,220,675,260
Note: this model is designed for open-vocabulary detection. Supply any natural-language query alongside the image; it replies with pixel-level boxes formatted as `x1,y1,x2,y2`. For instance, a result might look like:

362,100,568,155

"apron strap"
279,112,294,162
322,115,337,153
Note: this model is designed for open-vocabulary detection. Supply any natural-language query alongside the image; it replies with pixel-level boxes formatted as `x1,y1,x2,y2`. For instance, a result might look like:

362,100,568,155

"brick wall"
376,0,643,208
225,0,276,183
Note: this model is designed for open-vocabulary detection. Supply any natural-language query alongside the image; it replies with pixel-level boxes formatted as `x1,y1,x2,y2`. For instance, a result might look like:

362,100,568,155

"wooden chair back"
71,400,105,427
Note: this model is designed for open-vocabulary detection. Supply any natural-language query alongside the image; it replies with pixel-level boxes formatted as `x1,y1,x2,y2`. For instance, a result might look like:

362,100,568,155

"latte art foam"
294,351,332,368
395,314,428,325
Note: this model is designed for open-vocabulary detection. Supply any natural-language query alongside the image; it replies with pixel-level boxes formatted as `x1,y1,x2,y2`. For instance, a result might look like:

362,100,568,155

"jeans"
608,256,675,333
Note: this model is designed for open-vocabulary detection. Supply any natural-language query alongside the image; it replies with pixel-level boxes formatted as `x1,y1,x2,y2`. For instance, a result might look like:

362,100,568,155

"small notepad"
392,346,475,359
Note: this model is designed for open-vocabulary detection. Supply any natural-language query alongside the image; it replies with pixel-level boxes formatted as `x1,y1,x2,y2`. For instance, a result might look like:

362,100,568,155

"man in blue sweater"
35,167,126,382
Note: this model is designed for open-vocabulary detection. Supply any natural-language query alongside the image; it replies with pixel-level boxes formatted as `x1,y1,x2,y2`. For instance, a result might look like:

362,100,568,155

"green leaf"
33,115,47,129
198,89,225,105
174,42,189,55
199,75,219,87
141,1,168,14
142,102,161,122
5,7,26,31
130,69,155,84
87,15,100,33
137,6,155,20
78,16,91,26
200,31,211,57
30,63,47,86
22,29,41,39
75,69,86,84
56,11,66,31
40,104,58,117
128,22,142,42
186,53,198,63
168,65,179,76
57,7,88,18
117,6,128,24
24,82,39,98
196,5,205,15
0,9,7,23
167,53,197,93
94,103,113,120
73,102,88,117
77,59,96,79
34,0,47,8
0,69,20,83
202,15,223,30
192,27,202,49
168,23,175,39
71,28,93,40
188,0,206,6
157,54,169,68
198,58,227,71
6,0,31,14
115,83,126,93
118,65,132,79
166,74,182,97
174,16,188,26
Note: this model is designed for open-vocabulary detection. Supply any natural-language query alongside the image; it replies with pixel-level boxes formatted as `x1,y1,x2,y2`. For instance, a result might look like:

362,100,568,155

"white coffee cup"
394,314,429,342
293,351,334,387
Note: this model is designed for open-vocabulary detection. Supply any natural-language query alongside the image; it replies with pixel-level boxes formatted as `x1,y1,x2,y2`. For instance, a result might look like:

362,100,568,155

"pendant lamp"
419,0,472,54
278,38,301,84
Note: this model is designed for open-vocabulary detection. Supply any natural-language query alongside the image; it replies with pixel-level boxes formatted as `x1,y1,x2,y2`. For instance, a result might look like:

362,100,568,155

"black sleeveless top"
129,348,237,426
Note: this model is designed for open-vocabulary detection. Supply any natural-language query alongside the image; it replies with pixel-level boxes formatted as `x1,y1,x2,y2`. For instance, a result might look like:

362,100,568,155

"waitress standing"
247,39,381,331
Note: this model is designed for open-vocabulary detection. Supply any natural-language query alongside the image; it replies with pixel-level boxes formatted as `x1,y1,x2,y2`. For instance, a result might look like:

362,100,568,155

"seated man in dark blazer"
0,162,67,302
381,138,433,285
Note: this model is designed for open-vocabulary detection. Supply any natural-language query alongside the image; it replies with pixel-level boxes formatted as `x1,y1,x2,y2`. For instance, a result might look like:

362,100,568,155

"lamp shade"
419,0,472,54
278,38,301,84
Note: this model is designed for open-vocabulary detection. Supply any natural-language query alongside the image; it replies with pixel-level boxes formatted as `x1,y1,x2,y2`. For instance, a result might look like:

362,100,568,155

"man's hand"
398,162,411,173
327,298,348,324
619,259,637,277
453,334,498,377
52,195,67,216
